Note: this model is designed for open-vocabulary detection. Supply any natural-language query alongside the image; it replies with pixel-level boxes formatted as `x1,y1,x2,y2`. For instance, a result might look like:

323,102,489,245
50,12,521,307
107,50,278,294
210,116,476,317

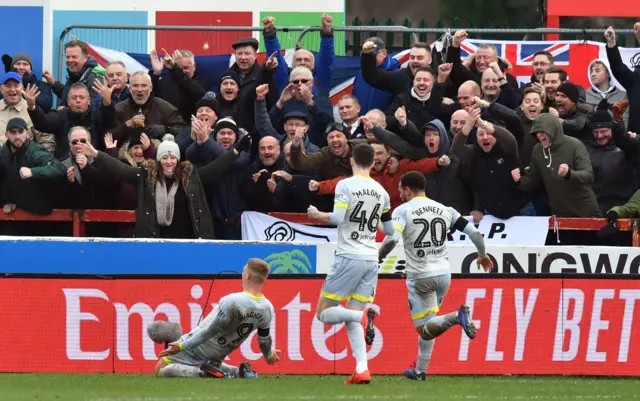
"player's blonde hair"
246,258,270,283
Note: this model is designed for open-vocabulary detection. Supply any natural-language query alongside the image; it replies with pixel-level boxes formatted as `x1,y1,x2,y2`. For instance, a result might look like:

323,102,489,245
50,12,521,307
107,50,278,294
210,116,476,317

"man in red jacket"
308,141,449,212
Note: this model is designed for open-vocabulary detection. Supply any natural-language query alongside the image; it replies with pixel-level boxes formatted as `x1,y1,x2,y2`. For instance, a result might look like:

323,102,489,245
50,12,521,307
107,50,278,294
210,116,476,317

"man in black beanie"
551,81,593,142
175,92,219,158
0,52,53,111
585,100,637,214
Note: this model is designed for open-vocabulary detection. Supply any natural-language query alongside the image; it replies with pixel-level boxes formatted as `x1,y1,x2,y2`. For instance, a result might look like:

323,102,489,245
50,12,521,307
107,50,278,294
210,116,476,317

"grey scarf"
155,176,179,227
62,155,95,185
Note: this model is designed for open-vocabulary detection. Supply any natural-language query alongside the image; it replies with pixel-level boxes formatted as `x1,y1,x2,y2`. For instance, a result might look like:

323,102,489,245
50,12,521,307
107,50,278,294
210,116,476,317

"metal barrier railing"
0,209,636,246
58,24,637,81
57,25,418,81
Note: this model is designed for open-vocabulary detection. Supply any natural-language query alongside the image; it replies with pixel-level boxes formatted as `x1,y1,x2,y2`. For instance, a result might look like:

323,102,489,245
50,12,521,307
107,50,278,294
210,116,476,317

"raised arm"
371,125,428,160
196,135,250,184
29,145,66,179
92,150,142,184
254,84,283,140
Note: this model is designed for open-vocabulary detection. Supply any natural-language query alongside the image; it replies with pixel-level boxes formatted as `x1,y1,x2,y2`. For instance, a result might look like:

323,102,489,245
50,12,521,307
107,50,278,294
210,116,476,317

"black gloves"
2,54,12,73
234,133,251,153
598,210,619,238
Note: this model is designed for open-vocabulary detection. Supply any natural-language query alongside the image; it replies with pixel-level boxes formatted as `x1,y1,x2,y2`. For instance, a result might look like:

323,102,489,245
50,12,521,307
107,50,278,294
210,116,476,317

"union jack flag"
458,39,600,88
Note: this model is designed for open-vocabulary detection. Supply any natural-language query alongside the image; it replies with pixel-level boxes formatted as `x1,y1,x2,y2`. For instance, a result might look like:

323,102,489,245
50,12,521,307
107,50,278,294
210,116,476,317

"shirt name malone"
352,189,382,201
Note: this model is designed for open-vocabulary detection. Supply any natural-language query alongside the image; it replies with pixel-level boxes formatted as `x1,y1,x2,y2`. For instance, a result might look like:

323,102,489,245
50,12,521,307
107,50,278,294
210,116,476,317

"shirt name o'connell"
413,206,444,217
352,189,382,201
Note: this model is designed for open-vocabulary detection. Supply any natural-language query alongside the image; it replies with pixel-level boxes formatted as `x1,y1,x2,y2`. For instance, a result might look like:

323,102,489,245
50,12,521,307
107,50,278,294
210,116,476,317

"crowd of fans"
0,17,639,241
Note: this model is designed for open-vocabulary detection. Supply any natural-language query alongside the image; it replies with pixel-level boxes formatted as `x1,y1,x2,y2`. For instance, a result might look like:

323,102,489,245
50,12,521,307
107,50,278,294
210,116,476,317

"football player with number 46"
378,171,493,381
307,143,394,385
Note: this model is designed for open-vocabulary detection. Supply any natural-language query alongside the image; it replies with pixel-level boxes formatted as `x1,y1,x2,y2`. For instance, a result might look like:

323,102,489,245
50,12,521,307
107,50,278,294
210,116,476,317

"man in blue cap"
0,72,32,143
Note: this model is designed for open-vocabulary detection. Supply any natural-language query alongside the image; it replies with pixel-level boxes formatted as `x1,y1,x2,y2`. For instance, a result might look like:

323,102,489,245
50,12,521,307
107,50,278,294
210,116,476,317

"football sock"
425,312,459,337
415,336,435,374
346,321,368,373
319,306,364,325
158,363,201,378
220,363,239,378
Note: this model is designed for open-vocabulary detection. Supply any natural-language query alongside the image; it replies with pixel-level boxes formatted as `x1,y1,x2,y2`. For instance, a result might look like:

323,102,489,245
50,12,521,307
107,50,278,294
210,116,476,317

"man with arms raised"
154,258,280,379
307,143,394,385
378,171,493,380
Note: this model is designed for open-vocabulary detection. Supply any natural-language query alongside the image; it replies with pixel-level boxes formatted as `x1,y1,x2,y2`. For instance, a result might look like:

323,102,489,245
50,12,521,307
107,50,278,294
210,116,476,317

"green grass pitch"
0,374,638,401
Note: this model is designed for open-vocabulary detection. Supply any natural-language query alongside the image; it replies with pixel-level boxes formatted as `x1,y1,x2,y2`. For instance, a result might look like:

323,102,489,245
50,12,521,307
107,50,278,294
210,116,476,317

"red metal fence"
0,209,637,245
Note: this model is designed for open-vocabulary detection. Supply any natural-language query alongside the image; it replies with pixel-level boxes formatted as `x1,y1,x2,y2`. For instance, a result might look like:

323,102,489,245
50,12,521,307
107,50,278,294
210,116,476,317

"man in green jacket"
0,117,66,215
511,113,602,217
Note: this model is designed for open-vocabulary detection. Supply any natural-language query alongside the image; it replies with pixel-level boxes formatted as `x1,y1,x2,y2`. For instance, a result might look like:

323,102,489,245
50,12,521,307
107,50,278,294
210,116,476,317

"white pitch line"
88,395,635,401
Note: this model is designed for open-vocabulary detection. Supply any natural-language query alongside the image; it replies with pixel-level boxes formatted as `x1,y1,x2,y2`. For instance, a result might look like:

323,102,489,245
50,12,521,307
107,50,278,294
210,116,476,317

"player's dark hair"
352,143,375,168
400,171,427,192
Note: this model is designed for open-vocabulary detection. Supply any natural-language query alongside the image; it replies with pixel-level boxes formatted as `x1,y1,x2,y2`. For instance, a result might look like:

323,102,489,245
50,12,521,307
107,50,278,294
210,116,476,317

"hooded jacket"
517,114,601,217
585,59,629,129
52,56,105,107
371,121,473,214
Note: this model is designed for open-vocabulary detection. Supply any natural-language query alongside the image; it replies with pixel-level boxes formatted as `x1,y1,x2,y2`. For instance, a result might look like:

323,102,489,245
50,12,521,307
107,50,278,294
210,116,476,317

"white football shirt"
334,176,391,261
392,196,461,277
182,291,274,362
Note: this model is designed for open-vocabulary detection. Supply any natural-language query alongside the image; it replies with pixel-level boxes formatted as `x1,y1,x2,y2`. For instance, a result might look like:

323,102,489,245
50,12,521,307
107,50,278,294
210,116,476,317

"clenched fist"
558,163,569,177
452,30,468,47
437,155,450,167
511,168,521,183
394,106,407,127
605,27,616,47
437,63,452,84
308,180,319,192
362,41,377,54
262,16,276,31
256,84,270,101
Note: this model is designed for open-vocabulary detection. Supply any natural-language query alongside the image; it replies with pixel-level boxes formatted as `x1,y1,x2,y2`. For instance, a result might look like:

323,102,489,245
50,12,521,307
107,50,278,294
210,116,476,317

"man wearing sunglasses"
58,126,116,213
262,14,335,97
270,67,334,148
0,117,65,217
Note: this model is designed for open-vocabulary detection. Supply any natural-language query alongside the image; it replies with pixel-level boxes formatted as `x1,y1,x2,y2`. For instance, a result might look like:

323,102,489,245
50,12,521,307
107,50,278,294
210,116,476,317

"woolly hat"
127,127,145,149
556,82,579,104
195,91,220,115
156,134,181,162
589,100,614,130
12,52,33,68
219,70,241,87
214,117,239,137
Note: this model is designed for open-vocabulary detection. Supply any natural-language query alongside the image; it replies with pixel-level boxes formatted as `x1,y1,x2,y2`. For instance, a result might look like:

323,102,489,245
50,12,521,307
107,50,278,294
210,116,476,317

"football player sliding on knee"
307,143,394,385
378,171,493,380
151,258,280,378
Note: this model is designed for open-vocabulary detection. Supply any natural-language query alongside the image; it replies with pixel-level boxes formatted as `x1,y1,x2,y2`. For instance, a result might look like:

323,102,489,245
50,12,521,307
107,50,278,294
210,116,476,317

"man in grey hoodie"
371,118,474,214
585,58,629,129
